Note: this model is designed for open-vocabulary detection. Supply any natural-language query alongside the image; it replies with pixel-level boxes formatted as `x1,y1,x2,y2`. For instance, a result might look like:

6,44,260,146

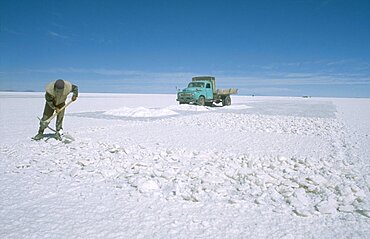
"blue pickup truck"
177,76,238,106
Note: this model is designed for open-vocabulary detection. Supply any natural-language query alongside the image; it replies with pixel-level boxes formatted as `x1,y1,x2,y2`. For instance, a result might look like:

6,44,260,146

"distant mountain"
0,89,36,92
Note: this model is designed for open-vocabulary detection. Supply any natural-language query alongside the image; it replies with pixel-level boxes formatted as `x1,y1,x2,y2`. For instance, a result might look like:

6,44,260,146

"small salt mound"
222,105,253,110
104,107,179,118
167,104,214,112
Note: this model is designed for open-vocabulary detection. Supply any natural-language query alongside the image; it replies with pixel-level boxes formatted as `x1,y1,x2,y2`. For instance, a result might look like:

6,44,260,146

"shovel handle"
45,100,74,124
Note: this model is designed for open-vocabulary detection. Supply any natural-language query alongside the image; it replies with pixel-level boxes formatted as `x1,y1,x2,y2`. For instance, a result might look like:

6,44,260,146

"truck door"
205,83,213,100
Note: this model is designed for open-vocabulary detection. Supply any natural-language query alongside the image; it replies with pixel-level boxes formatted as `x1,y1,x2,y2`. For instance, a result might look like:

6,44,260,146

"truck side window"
206,83,211,88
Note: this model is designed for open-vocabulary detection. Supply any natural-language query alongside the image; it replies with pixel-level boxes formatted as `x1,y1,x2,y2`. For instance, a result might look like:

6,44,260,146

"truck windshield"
188,82,204,88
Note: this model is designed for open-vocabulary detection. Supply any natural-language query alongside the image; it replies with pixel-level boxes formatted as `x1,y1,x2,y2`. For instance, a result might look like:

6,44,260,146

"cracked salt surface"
0,93,369,238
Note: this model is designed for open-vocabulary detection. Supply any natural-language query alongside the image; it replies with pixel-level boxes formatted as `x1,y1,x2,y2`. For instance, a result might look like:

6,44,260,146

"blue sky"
0,0,369,97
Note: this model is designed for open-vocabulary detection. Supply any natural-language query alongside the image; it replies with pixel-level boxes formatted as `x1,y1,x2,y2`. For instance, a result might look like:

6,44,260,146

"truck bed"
215,88,238,95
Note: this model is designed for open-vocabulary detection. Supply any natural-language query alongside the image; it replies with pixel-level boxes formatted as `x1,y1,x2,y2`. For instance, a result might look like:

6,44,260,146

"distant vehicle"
177,76,238,106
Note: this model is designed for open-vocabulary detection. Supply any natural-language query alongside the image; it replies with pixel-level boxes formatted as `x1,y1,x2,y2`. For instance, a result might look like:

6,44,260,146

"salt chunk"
69,168,78,177
355,210,370,218
290,182,300,188
338,186,353,196
308,175,328,185
77,160,90,166
316,199,338,214
294,188,310,206
364,175,370,187
278,156,287,162
277,185,294,197
181,193,192,201
254,197,266,205
224,169,236,178
293,208,312,217
350,185,361,193
202,175,224,184
338,205,355,212
342,194,357,205
355,189,366,200
138,180,160,193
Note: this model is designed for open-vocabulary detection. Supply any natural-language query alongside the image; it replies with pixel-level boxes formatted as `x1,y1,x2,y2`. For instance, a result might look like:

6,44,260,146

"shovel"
38,100,74,131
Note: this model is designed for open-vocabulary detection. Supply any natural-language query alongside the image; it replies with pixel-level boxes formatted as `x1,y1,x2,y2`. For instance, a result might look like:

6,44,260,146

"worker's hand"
72,95,77,101
55,107,61,114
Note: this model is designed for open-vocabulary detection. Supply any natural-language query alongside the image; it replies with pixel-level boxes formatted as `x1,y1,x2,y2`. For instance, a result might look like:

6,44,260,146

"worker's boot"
33,130,44,140
54,129,63,141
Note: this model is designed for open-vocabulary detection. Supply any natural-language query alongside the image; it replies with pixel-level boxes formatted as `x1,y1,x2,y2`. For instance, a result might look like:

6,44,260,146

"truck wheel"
222,95,231,106
198,96,205,106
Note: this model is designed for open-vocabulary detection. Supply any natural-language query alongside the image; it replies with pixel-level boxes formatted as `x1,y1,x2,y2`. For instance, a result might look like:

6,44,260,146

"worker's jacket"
45,80,78,109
